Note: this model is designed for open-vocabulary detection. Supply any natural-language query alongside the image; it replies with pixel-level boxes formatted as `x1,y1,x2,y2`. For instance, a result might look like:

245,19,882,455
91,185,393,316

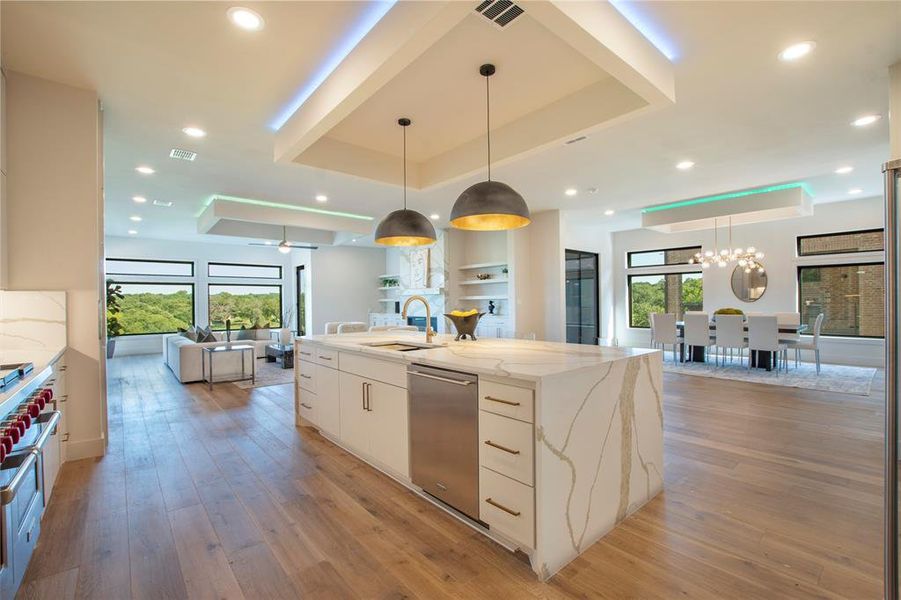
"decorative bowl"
444,312,486,341
476,273,492,280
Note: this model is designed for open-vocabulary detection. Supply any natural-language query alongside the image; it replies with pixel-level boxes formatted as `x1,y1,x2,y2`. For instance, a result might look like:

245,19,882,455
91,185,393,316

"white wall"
611,197,885,366
105,236,296,355
6,71,105,459
526,210,565,342
308,245,385,335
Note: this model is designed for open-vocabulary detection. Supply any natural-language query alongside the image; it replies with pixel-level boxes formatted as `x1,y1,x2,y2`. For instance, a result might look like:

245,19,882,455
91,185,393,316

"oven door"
0,450,41,598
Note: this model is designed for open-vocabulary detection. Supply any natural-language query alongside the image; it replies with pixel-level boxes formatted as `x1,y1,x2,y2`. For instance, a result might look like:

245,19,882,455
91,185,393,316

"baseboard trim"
65,437,105,461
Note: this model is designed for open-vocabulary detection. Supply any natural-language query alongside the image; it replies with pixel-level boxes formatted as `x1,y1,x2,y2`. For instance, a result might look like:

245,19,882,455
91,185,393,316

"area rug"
232,359,294,389
662,358,877,396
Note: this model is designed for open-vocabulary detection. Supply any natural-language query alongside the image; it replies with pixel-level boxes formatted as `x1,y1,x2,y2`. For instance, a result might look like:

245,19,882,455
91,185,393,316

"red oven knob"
25,403,40,419
35,395,46,409
0,436,11,454
16,414,30,429
42,388,53,401
4,426,19,444
0,445,6,463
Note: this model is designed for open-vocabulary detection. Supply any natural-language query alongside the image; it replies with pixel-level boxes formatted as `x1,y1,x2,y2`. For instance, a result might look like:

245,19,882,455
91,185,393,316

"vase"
279,328,292,345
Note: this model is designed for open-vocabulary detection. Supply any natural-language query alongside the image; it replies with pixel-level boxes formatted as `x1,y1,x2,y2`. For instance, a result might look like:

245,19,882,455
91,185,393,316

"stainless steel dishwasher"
408,364,480,521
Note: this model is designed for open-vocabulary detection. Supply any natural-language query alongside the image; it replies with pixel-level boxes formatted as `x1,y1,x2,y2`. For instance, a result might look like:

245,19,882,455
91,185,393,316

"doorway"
565,249,599,345
296,265,306,336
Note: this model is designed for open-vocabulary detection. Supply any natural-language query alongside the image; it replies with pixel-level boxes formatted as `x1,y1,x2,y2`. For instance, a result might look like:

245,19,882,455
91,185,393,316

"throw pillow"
178,327,198,342
195,326,217,343
236,325,255,341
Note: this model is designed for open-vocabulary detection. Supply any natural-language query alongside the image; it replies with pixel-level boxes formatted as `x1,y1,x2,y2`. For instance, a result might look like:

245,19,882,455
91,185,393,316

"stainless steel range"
0,364,60,598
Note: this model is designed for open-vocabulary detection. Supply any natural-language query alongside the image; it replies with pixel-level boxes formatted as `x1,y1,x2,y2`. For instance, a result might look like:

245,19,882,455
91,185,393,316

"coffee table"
201,344,255,390
265,344,294,369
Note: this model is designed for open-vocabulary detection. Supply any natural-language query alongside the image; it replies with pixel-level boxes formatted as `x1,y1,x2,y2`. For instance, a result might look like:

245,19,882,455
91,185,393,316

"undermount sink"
363,341,445,352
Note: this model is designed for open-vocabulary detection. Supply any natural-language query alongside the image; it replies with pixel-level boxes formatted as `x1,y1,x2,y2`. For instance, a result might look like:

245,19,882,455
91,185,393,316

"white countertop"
298,332,657,381
0,346,65,416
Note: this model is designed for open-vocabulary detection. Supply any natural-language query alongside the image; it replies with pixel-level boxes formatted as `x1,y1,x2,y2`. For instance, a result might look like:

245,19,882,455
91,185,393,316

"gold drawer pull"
299,351,312,357
300,374,312,379
485,395,520,407
486,497,520,517
484,440,520,455
319,355,333,361
300,403,313,409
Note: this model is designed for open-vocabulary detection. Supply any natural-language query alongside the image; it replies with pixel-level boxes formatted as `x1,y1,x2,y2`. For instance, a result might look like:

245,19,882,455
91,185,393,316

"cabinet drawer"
298,389,317,425
298,360,317,392
339,352,406,388
479,467,534,549
479,411,534,486
314,347,338,366
296,345,315,364
479,380,534,423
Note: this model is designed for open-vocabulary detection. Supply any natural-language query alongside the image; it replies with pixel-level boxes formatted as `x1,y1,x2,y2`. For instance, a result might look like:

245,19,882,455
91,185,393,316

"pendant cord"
486,72,491,182
402,124,407,210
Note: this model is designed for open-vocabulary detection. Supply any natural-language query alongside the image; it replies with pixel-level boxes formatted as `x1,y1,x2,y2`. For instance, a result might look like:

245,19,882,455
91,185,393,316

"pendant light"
374,118,436,246
450,64,530,231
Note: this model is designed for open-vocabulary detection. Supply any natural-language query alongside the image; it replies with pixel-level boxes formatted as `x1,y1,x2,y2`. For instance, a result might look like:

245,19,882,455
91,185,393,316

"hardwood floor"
18,354,883,599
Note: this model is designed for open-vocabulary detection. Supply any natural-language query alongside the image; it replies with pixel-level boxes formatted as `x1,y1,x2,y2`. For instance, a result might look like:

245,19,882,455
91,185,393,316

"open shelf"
378,286,401,291
377,274,400,279
459,295,509,300
458,262,507,270
459,278,508,285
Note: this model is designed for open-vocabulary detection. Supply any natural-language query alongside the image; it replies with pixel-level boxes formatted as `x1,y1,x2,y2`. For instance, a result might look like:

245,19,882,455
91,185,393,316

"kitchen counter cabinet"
295,333,662,581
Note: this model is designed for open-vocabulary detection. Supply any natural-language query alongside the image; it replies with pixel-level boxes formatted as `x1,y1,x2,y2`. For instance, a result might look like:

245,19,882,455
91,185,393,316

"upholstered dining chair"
714,314,747,367
785,313,825,373
683,312,715,366
747,315,787,373
650,313,681,364
324,322,340,334
336,322,368,334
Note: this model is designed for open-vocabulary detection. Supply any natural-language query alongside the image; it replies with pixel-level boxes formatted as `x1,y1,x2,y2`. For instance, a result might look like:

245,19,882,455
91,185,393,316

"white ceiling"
2,1,899,244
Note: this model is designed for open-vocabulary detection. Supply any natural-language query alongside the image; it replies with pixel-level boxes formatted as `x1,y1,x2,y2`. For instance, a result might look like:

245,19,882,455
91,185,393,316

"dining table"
675,320,808,370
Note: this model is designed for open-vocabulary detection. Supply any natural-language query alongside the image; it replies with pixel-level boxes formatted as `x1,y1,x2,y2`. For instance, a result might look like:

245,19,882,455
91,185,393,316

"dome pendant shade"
375,117,436,247
450,63,530,231
374,209,436,246
450,180,531,231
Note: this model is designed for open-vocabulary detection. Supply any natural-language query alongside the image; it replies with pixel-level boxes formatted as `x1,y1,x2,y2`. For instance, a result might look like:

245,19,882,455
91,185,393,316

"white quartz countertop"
298,333,657,381
0,346,65,415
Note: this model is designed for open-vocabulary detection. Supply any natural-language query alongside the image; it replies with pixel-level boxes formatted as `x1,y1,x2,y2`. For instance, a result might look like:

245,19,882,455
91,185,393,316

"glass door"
295,265,306,336
565,249,599,345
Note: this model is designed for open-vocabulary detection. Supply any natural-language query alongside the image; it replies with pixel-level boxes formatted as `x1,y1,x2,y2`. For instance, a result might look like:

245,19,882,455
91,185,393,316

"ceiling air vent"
169,148,197,161
475,0,524,29
564,135,588,145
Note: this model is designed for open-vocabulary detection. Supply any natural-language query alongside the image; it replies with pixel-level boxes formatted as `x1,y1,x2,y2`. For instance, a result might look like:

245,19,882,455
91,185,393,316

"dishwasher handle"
408,371,473,386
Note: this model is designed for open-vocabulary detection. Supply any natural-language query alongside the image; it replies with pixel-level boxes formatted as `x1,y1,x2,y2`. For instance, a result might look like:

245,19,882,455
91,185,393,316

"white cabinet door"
316,365,340,437
338,371,369,454
297,385,318,427
368,380,409,478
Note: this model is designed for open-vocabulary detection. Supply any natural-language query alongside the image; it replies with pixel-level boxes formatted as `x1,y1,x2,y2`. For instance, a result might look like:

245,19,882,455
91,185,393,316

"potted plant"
106,280,125,358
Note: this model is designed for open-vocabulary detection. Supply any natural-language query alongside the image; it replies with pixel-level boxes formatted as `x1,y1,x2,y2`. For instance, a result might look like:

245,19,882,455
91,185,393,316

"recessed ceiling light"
848,188,863,195
135,166,155,175
130,215,142,222
430,214,439,220
153,200,173,207
778,41,815,62
132,195,147,203
676,160,695,171
182,126,206,138
227,7,264,31
851,114,881,127
604,209,615,216
315,194,328,203
564,188,578,196
835,166,854,175
128,229,138,235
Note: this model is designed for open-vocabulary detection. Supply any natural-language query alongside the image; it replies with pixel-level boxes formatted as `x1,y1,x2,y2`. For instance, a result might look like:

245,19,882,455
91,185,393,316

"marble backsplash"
0,290,67,350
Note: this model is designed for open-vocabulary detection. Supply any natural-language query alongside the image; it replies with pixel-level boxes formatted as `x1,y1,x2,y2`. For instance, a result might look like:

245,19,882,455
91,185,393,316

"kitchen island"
295,332,663,580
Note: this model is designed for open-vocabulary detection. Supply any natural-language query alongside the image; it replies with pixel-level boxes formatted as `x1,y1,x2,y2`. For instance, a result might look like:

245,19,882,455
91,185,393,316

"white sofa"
162,331,274,383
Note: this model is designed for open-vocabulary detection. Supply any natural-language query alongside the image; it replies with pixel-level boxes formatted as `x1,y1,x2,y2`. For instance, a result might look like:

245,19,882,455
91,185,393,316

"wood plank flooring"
18,354,884,599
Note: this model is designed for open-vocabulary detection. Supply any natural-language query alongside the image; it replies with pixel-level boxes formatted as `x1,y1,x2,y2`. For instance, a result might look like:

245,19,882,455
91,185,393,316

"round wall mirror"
731,264,768,302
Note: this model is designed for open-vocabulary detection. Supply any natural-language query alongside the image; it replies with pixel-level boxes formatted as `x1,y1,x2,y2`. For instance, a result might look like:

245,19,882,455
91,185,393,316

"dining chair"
650,313,681,363
649,312,659,349
747,316,787,373
324,322,340,334
336,322,368,334
683,312,715,366
714,314,747,367
785,313,824,373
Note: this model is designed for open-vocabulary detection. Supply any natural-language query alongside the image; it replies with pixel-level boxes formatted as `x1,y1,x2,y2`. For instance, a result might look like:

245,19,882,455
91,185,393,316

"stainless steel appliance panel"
408,364,480,520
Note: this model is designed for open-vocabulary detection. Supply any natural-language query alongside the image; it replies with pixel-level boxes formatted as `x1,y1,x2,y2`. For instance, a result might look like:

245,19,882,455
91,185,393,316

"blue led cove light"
269,0,397,131
609,0,678,61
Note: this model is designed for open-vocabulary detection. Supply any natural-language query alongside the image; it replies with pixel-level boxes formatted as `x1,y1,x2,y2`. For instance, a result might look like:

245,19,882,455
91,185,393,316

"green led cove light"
642,182,814,214
196,194,375,220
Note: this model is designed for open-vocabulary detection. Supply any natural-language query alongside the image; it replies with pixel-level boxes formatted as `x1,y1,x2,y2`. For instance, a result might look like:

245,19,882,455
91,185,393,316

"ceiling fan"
248,226,319,253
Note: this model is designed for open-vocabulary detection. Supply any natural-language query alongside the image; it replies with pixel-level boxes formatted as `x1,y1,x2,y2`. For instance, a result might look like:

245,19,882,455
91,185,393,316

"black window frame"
107,280,196,336
207,282,284,331
105,257,194,277
207,262,283,280
627,271,704,329
626,245,702,268
796,228,884,257
796,261,885,339
565,249,600,345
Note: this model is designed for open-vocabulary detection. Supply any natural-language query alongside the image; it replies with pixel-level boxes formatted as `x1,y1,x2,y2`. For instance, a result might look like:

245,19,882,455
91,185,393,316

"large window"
106,258,193,277
208,262,282,279
629,273,703,328
111,283,194,335
797,229,883,257
208,284,282,330
798,263,884,338
627,246,701,268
